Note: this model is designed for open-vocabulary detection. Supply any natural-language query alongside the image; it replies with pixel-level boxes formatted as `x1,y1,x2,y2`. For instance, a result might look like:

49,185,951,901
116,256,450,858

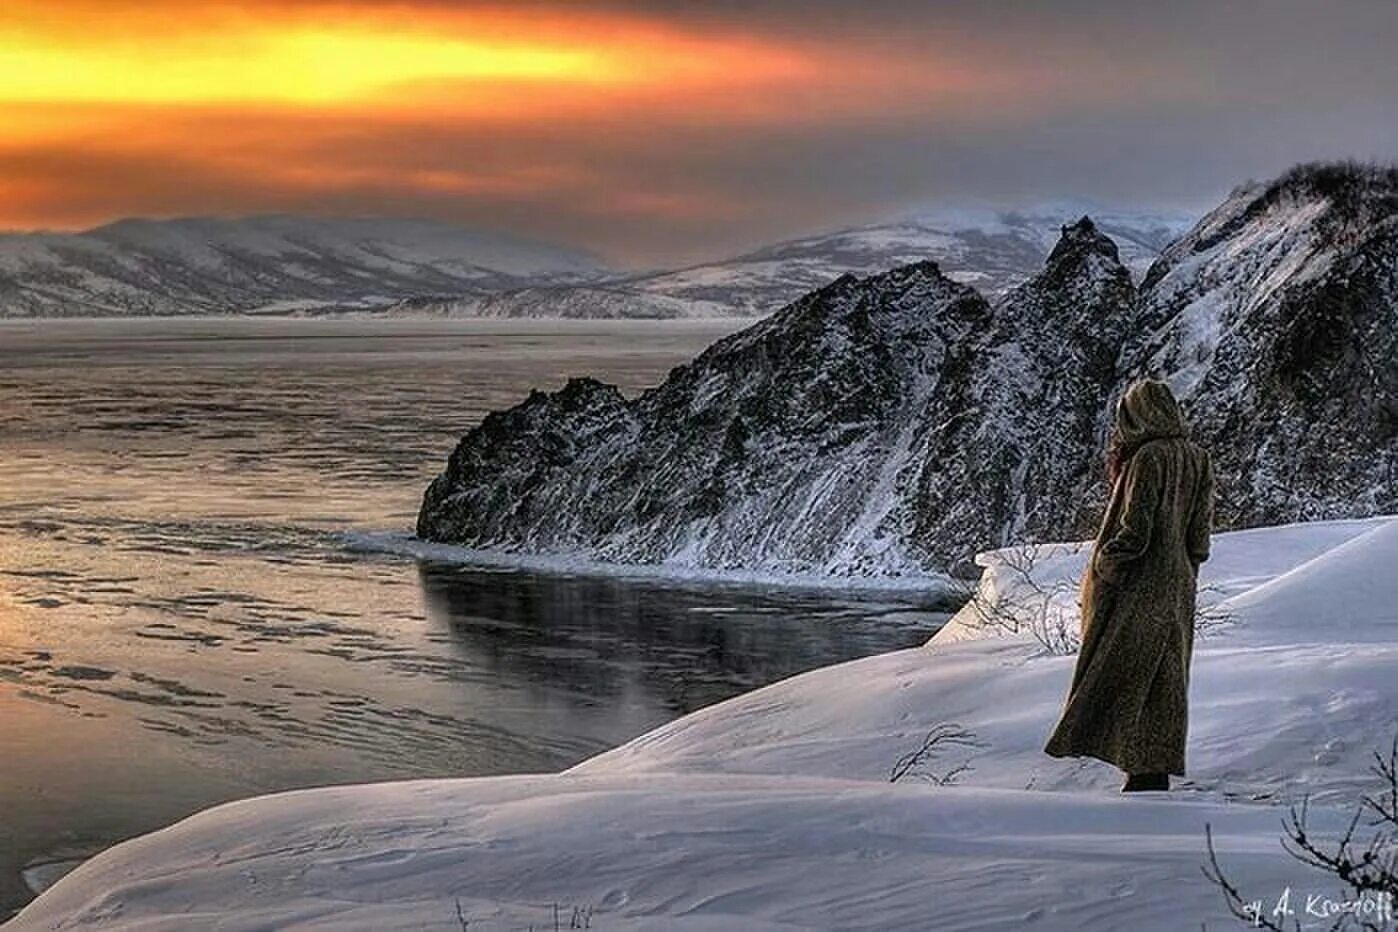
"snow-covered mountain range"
0,216,605,317
417,162,1397,575
0,206,1188,318
419,204,1191,318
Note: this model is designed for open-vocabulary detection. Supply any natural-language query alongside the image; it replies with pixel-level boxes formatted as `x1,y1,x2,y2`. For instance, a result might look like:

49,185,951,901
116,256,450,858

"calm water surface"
0,317,950,917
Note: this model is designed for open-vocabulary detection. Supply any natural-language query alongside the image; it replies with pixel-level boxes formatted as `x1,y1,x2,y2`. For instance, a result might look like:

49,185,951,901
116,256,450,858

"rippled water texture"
0,317,949,916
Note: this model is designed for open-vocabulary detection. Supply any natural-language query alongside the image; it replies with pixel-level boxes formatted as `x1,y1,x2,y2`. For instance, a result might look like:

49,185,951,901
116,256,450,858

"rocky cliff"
419,162,1396,576
1121,162,1397,530
419,262,995,574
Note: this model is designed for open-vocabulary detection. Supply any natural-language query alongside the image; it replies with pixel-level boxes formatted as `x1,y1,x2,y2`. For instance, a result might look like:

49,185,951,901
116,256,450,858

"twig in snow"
889,722,985,785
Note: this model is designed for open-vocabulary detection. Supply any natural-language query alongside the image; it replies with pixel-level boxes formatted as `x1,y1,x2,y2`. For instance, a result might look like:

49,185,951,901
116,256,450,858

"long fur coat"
1044,382,1215,776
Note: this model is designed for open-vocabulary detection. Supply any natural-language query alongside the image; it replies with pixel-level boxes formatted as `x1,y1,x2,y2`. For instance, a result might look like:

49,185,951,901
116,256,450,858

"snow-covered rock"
418,162,1396,575
418,262,996,575
409,219,1140,573
0,216,605,317
1122,162,1398,529
13,515,1398,930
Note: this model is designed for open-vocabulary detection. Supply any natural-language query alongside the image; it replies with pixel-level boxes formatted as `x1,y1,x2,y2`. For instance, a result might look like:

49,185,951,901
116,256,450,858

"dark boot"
1121,772,1169,792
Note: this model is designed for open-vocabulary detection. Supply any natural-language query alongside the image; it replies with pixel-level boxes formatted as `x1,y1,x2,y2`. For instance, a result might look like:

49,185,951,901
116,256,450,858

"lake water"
0,317,951,918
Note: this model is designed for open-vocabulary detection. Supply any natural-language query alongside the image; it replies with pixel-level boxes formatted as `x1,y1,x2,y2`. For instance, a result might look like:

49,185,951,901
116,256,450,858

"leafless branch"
1202,822,1295,931
889,722,985,785
1195,583,1240,638
1202,733,1398,930
953,541,1085,655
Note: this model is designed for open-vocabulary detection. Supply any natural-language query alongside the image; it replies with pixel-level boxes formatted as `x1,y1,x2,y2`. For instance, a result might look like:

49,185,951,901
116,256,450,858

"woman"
1044,378,1215,792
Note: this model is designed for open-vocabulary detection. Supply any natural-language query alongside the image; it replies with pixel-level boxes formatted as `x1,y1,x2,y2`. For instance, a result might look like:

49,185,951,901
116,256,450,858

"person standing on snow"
1044,377,1215,792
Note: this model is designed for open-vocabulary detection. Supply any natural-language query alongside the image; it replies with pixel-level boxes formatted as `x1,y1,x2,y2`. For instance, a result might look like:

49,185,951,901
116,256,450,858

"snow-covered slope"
427,205,1188,319
14,516,1397,930
0,216,605,317
1121,162,1398,529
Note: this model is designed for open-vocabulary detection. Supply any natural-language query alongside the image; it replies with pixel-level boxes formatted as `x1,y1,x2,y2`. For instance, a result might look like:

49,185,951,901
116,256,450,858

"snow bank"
11,516,1398,931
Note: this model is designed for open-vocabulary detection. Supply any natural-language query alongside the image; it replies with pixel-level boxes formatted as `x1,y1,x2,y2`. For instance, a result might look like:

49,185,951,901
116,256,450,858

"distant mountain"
423,204,1192,319
0,216,606,317
418,162,1396,576
0,205,1189,319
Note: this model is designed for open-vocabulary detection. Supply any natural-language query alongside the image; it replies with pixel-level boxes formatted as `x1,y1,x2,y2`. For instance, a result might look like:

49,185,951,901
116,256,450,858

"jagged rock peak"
884,258,949,281
744,257,988,343
1046,216,1120,264
1006,214,1136,320
812,258,966,304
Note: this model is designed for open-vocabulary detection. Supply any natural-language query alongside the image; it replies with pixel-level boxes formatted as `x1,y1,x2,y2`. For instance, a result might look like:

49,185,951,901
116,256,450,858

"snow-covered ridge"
417,162,1396,576
426,203,1191,319
14,515,1397,930
0,216,606,318
0,204,1189,320
1121,161,1398,532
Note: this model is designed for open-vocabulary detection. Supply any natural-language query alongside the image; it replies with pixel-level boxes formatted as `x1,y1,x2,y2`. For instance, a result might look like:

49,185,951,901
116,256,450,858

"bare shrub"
1195,583,1240,638
956,542,1237,655
1202,733,1398,930
889,722,985,785
954,542,1085,655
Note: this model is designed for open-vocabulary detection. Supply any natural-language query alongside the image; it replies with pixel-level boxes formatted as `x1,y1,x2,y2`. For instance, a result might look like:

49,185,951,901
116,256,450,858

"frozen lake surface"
0,317,950,917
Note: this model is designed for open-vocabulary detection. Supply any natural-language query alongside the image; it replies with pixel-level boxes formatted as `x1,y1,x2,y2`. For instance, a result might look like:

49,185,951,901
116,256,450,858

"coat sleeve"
1186,449,1215,567
1094,446,1162,584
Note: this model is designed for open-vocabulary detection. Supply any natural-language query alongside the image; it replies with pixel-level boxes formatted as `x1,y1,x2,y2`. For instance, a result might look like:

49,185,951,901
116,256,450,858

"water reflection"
418,561,948,719
0,317,954,919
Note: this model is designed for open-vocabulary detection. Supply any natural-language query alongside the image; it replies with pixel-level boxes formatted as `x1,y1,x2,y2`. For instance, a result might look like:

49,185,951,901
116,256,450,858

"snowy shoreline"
10,515,1397,930
342,530,962,605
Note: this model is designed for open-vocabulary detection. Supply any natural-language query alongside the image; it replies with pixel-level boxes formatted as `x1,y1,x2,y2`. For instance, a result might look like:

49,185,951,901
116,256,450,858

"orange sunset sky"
1,0,1394,264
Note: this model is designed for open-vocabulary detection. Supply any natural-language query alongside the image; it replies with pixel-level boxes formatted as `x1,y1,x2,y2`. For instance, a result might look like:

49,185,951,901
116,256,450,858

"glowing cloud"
1,1,1387,262
0,5,816,109
0,29,621,106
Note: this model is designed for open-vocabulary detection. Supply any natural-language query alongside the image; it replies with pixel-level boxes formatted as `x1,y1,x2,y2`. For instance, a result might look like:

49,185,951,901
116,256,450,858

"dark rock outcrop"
419,262,997,574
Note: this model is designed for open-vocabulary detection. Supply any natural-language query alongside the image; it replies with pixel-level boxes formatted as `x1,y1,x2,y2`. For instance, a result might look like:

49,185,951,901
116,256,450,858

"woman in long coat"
1044,378,1215,792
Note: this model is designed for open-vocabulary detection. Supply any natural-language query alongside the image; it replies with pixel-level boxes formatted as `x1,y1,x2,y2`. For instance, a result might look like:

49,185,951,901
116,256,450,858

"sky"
0,0,1394,266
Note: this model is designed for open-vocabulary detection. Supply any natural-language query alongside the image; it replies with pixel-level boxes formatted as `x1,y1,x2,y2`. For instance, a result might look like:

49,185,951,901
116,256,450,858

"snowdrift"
10,516,1397,930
